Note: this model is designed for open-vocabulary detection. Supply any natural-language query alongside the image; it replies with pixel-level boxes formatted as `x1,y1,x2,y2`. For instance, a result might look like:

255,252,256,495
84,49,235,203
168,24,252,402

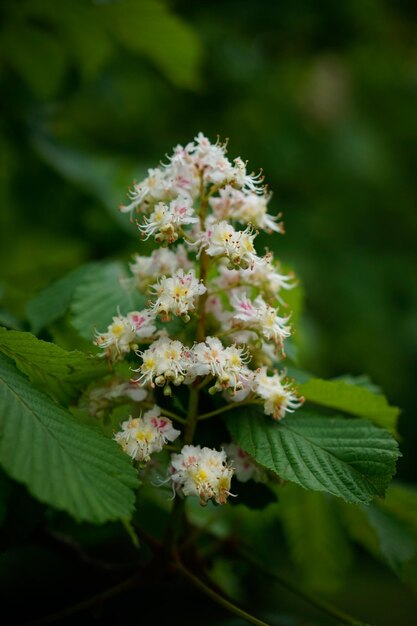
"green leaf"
0,354,138,523
33,137,140,235
0,23,68,98
379,482,417,528
298,378,400,435
365,504,417,576
285,366,313,384
338,495,417,582
332,374,381,394
225,407,400,504
99,0,202,89
278,486,352,592
371,484,417,585
71,261,146,341
27,263,97,334
0,328,106,404
337,500,380,557
0,310,22,331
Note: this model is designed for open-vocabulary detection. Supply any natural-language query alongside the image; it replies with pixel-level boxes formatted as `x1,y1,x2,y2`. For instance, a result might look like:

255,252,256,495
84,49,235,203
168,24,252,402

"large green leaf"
0,354,138,523
338,495,417,583
99,0,202,89
26,263,97,334
0,328,106,403
298,378,400,434
366,483,417,582
278,486,352,592
225,408,399,504
71,261,146,341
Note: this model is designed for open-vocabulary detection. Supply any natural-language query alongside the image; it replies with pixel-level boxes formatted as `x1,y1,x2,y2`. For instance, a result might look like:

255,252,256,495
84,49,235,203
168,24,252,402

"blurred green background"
1,0,417,623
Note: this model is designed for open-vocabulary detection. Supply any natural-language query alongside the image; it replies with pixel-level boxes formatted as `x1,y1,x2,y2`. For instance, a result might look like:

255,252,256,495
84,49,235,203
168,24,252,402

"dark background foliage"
1,0,417,624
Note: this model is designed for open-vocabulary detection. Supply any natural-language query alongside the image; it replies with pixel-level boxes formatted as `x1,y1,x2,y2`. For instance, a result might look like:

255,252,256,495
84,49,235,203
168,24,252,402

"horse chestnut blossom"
95,309,157,360
169,445,234,505
95,133,303,506
115,405,180,463
150,268,206,320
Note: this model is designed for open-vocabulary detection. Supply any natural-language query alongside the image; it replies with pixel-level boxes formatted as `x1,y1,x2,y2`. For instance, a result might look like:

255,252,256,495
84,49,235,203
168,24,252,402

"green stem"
164,496,185,555
214,327,241,340
178,226,195,244
175,558,273,626
198,399,262,421
240,548,368,626
184,384,200,443
195,374,213,390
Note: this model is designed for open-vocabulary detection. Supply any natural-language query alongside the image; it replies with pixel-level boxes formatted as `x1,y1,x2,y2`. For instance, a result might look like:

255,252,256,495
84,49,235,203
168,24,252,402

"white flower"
230,292,291,348
230,157,265,194
210,186,280,232
222,345,252,392
254,367,303,420
236,193,281,232
115,405,180,463
120,168,171,214
126,309,157,338
215,255,294,302
84,378,147,417
190,336,225,379
134,336,191,388
130,246,191,291
169,445,234,505
150,269,206,320
95,314,136,360
138,194,198,243
190,337,251,393
240,255,294,301
203,155,236,187
201,220,260,270
209,186,238,220
224,443,264,483
192,133,233,187
165,144,200,198
95,309,157,360
121,134,265,217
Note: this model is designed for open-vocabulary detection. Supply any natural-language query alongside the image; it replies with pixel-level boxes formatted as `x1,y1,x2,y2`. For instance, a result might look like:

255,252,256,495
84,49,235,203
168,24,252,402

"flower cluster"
150,268,206,321
130,246,190,291
120,133,264,216
114,405,180,463
94,133,303,506
170,445,234,505
95,310,156,360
